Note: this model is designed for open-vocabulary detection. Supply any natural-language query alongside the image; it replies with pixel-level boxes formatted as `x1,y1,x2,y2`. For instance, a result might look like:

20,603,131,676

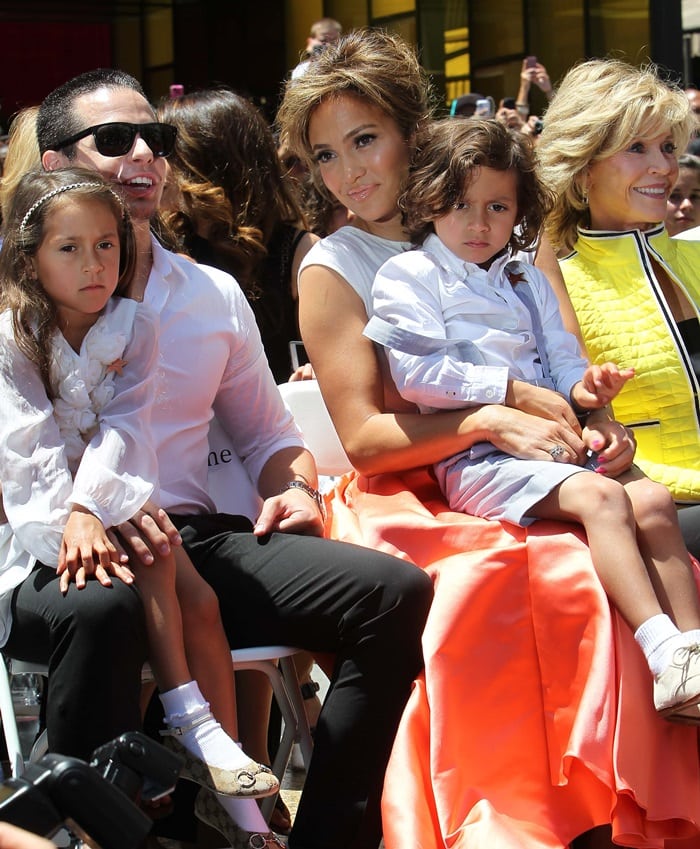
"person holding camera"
290,17,343,81
499,55,552,141
515,55,553,118
495,95,526,130
496,95,544,142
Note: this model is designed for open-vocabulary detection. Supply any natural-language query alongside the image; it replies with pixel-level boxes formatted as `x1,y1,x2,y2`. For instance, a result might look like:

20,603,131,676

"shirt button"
485,388,495,399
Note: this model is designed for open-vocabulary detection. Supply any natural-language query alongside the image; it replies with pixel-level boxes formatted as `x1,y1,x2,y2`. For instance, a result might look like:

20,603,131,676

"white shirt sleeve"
525,266,588,399
0,305,158,567
368,255,509,409
0,316,73,566
71,304,159,526
211,281,303,489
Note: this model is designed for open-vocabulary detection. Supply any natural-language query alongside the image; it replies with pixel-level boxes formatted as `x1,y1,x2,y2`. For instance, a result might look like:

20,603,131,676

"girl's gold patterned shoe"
161,732,280,798
194,787,287,849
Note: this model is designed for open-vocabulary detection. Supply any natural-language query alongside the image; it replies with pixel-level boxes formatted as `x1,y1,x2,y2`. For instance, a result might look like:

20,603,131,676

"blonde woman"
0,106,40,220
538,59,700,562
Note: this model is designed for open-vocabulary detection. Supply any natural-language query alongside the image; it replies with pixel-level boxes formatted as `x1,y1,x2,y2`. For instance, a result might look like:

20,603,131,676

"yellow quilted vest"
561,226,700,502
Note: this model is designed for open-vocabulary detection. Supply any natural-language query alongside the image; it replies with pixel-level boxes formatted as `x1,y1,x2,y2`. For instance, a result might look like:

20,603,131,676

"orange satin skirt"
326,468,700,849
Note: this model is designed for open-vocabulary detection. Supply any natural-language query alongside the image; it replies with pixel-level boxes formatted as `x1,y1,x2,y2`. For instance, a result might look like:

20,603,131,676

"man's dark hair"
37,68,146,157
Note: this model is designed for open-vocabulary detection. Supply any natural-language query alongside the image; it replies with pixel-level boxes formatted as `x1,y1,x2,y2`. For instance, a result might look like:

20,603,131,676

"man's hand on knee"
111,500,182,565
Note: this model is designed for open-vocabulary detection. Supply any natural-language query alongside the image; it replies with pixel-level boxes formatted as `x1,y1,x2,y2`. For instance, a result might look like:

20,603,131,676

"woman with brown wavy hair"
158,89,317,383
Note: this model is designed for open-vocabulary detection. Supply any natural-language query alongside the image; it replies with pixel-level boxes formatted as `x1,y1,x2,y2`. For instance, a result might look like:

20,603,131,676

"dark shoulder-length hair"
402,118,553,251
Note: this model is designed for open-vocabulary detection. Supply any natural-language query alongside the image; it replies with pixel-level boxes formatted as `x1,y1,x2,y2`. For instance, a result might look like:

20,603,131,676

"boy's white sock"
681,628,700,647
634,614,684,677
216,795,270,832
160,680,253,770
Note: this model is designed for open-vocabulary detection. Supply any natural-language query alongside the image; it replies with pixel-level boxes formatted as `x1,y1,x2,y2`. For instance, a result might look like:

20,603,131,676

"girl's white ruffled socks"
160,680,256,771
159,681,279,798
164,683,280,838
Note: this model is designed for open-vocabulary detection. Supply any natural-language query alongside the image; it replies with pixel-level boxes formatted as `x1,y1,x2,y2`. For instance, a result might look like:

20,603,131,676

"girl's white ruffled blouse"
0,297,159,646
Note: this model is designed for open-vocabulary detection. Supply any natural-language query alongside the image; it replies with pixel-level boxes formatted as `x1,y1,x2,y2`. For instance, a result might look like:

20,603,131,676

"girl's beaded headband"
19,181,125,236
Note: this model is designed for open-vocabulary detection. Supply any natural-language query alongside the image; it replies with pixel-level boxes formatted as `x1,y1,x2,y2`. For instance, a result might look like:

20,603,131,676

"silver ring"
549,445,565,460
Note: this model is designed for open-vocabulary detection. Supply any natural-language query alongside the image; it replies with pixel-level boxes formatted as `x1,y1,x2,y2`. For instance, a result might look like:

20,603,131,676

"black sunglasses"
53,121,177,158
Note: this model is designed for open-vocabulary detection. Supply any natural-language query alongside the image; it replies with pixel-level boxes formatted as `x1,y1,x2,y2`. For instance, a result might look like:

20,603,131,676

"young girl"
0,168,279,804
365,118,700,721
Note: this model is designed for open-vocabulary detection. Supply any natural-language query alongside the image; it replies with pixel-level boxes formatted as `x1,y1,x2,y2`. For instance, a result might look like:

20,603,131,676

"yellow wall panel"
145,7,173,68
372,0,416,18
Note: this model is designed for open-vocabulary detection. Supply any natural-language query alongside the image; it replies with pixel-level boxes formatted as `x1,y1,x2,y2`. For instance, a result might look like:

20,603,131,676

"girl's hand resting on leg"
57,506,134,593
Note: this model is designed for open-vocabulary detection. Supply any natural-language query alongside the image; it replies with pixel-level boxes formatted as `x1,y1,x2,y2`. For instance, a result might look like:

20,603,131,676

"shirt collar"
144,236,182,312
423,232,513,286
577,221,665,240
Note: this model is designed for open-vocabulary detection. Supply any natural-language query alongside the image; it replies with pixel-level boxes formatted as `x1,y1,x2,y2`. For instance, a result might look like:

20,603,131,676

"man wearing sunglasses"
19,69,433,849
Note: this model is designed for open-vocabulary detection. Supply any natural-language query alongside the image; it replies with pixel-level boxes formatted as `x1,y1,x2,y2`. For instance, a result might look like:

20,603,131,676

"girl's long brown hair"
0,167,136,397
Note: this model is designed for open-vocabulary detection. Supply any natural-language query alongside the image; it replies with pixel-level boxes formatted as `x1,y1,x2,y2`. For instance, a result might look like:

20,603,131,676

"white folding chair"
231,646,313,821
0,657,48,777
277,379,352,477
